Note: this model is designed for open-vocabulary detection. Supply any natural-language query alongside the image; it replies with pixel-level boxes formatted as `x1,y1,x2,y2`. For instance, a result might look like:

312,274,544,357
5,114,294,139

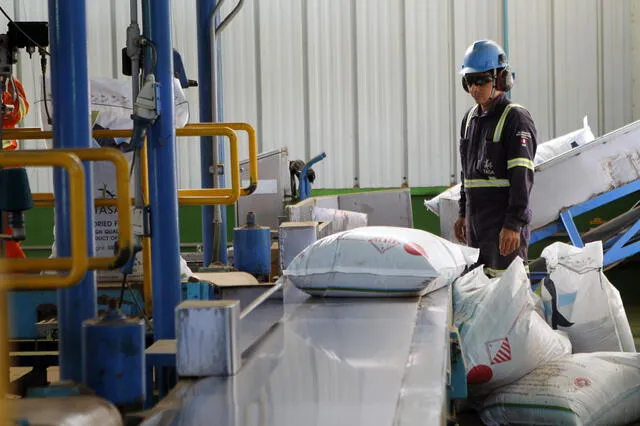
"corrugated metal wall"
2,0,638,192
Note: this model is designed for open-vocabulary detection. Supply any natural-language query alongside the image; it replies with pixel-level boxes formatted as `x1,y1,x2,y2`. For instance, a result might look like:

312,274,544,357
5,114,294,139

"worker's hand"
499,228,520,256
454,216,467,244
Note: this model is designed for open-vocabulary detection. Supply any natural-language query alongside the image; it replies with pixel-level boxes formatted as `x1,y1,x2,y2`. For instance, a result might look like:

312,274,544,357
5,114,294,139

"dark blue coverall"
458,93,537,277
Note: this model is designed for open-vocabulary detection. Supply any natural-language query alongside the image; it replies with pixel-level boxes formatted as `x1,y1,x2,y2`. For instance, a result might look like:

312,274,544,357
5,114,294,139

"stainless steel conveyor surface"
139,282,452,426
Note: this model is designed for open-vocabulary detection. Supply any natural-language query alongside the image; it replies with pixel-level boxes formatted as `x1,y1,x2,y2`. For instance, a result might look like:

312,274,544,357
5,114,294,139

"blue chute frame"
530,179,640,268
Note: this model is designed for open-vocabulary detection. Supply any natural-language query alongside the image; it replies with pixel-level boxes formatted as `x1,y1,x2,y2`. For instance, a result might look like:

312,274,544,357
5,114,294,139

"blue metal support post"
142,0,182,340
197,0,227,266
49,0,97,382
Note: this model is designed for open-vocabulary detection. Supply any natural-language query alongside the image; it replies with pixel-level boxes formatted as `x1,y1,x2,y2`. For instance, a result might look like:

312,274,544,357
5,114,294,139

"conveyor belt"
136,282,452,426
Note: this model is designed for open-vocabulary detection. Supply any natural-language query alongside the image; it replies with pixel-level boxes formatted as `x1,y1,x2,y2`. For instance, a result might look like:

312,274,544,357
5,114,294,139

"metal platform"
135,281,452,426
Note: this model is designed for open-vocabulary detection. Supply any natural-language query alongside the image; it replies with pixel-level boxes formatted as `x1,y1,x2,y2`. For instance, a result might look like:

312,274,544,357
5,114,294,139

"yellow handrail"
58,148,132,270
0,151,89,289
10,123,253,206
185,122,259,196
4,123,260,197
3,149,133,272
174,125,241,206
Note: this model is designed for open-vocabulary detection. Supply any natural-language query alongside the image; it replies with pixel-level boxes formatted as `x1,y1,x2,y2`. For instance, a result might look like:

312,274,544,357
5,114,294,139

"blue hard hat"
460,40,508,75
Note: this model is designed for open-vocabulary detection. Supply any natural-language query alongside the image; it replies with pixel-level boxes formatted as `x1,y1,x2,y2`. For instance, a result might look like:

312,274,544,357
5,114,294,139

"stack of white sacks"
455,241,639,426
284,224,640,425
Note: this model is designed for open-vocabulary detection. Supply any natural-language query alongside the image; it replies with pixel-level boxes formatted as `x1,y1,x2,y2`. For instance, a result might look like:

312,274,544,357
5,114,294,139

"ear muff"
497,67,514,92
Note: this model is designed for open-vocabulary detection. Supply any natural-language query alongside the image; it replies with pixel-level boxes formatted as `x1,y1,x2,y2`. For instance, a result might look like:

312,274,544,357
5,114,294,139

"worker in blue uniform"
453,40,537,277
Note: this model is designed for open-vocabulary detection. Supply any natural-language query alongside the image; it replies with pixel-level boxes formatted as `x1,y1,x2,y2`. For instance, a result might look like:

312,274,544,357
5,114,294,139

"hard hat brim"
459,66,491,75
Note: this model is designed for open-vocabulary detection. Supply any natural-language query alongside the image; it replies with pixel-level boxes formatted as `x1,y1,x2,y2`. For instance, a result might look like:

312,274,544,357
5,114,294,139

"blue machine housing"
233,212,271,280
82,306,146,409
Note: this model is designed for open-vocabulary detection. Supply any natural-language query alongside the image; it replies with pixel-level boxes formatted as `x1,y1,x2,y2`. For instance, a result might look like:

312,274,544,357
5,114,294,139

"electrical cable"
118,273,128,309
40,49,52,125
129,148,137,179
140,38,157,76
0,6,50,56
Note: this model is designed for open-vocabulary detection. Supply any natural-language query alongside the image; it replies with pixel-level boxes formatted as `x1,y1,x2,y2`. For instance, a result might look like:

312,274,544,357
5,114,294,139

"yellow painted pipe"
177,126,241,205
185,122,259,196
22,123,251,207
141,139,153,314
5,149,133,272
0,151,89,289
56,148,133,270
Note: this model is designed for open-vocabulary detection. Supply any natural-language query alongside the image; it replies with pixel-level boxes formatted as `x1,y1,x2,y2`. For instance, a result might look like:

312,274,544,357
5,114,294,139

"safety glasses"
464,73,494,87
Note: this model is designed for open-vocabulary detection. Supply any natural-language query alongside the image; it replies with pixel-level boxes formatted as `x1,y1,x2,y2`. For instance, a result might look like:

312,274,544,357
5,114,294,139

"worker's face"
464,72,495,106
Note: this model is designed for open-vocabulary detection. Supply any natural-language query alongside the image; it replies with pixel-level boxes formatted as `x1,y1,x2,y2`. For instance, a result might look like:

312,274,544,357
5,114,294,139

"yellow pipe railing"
4,123,260,196
8,122,258,207
184,122,259,195
0,151,89,289
3,149,133,273
175,125,241,205
59,148,133,270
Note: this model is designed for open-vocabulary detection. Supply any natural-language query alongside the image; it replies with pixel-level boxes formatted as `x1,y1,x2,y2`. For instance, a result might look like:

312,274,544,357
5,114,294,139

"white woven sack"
453,258,571,395
284,226,479,297
480,352,640,426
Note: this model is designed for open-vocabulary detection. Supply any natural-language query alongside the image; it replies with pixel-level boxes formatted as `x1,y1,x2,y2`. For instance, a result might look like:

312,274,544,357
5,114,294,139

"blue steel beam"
142,0,182,340
197,0,227,266
48,0,97,381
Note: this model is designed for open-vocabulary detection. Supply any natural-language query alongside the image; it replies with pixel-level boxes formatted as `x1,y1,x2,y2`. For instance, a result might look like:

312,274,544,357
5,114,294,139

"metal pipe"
142,0,182,341
502,0,510,99
215,0,246,35
141,140,153,314
197,0,219,267
130,0,140,100
48,0,97,382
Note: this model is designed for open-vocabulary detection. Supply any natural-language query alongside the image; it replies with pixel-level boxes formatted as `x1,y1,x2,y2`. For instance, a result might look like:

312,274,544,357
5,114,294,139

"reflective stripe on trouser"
466,208,530,278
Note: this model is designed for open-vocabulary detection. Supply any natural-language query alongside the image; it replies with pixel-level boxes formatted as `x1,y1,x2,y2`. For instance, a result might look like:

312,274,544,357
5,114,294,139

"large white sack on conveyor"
479,352,640,426
283,226,479,297
453,258,571,395
540,241,636,353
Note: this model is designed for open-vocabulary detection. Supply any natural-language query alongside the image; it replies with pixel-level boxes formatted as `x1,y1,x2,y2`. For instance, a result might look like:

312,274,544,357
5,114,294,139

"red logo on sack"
403,242,428,258
467,365,493,384
368,237,400,254
486,337,512,365
574,377,592,388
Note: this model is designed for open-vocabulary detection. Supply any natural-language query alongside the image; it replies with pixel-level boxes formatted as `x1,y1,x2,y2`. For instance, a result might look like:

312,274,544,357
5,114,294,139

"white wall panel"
354,0,404,188
305,0,356,189
508,0,554,142
602,0,633,133
257,0,306,164
553,0,600,136
2,0,639,192
405,0,456,186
